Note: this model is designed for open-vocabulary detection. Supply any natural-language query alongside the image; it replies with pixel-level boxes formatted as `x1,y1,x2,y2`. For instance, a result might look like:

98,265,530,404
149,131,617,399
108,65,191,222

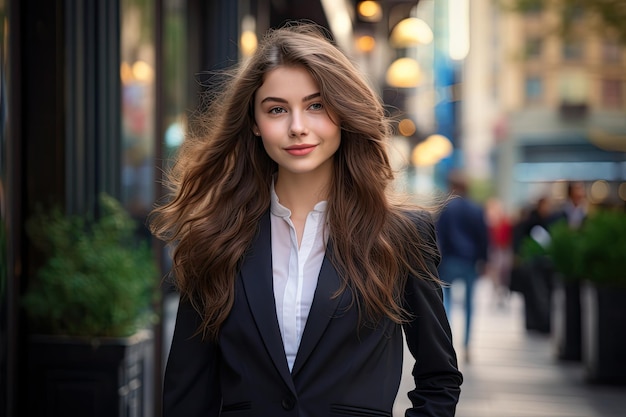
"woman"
150,22,462,416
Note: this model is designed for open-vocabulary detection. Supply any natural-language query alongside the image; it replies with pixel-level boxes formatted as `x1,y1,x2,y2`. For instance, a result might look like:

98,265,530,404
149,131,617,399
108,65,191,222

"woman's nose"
289,113,308,137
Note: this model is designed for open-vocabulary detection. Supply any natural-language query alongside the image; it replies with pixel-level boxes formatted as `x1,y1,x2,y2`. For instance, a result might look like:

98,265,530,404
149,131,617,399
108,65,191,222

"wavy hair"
149,22,440,339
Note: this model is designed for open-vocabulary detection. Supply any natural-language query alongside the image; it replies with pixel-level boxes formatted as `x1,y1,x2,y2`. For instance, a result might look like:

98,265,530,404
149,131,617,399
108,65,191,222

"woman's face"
253,65,340,180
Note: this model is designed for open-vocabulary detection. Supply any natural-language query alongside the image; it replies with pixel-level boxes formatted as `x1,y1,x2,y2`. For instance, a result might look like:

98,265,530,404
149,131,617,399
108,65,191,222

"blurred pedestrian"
513,195,555,333
556,181,587,229
436,170,489,362
485,198,514,307
150,22,462,416
551,181,588,359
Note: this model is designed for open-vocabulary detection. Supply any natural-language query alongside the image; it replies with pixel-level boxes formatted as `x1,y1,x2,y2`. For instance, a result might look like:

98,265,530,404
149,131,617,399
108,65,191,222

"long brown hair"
149,22,440,339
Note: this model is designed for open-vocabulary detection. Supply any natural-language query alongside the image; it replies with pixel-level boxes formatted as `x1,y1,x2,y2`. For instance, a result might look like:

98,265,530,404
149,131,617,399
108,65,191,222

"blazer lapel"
291,245,345,377
239,211,296,393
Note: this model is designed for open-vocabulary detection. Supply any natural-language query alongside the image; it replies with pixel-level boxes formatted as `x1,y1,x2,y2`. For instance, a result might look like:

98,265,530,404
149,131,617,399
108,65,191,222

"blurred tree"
503,0,626,44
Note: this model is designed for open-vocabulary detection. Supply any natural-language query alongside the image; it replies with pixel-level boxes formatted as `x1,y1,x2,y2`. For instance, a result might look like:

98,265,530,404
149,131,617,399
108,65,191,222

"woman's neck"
274,171,330,218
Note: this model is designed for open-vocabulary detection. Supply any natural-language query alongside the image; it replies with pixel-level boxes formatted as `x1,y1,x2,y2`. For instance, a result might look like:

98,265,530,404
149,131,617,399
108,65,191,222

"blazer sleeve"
402,212,463,417
163,298,221,416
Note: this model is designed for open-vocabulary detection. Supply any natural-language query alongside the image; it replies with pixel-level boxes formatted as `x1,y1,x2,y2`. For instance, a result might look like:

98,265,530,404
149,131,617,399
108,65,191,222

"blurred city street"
5,1,626,415
394,278,626,417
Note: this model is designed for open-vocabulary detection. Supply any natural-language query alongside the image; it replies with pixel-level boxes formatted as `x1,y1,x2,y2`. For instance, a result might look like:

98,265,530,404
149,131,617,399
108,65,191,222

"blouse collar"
270,180,328,218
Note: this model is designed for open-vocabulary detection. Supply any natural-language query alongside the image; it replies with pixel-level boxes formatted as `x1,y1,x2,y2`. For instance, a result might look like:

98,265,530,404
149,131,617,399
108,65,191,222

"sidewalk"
394,278,626,417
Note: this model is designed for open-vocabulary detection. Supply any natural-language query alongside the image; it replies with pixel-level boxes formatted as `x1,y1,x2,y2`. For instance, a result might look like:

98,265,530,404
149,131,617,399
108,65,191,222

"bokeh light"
386,57,422,88
590,180,610,203
398,118,416,137
355,35,376,53
357,1,382,22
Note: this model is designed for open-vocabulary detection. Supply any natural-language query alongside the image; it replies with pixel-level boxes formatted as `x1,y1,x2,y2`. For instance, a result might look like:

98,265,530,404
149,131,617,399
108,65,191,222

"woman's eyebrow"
260,96,287,104
302,92,321,101
260,92,320,104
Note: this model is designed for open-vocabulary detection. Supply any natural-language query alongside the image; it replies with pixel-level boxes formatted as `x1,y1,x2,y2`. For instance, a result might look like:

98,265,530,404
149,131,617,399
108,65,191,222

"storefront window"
163,0,187,165
602,79,623,109
120,0,155,220
525,76,543,104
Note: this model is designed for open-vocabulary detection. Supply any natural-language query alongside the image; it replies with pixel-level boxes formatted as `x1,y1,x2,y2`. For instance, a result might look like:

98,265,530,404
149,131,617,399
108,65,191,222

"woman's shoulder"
390,208,439,257
393,208,442,277
397,208,437,235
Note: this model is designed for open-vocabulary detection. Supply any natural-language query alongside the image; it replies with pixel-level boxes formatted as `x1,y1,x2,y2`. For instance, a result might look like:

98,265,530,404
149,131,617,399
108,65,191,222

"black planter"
551,278,582,361
522,257,553,333
581,282,626,385
27,330,153,417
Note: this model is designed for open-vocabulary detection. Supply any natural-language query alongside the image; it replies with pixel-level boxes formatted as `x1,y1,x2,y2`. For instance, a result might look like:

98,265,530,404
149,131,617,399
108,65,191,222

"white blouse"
270,185,328,372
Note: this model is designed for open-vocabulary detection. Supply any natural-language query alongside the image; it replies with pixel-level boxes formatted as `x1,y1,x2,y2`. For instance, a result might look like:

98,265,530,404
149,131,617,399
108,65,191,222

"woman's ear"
252,125,261,136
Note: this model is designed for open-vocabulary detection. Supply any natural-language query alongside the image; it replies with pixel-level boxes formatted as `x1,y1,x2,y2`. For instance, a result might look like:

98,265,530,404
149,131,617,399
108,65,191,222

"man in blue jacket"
436,170,489,362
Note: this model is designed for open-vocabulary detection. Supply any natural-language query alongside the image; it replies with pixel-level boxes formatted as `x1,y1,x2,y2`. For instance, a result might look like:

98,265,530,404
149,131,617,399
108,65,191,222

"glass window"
523,2,543,16
562,39,583,61
602,79,623,109
525,38,542,59
120,0,156,221
602,40,622,64
525,76,543,104
163,0,188,166
565,5,585,21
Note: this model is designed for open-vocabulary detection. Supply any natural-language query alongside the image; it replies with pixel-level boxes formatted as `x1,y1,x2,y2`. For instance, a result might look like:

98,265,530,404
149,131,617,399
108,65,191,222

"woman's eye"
309,102,323,111
269,107,286,115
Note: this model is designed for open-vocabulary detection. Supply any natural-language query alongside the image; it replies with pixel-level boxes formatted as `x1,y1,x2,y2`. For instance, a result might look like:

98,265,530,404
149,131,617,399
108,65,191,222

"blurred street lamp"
120,60,154,84
386,57,422,88
384,15,433,88
132,60,154,83
398,118,416,136
120,62,133,85
590,180,610,203
355,34,377,53
357,1,383,22
411,134,453,167
240,15,258,58
389,17,433,48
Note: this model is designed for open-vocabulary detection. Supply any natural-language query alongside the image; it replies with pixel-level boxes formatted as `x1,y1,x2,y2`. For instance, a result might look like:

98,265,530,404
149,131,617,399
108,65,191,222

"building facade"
493,2,626,210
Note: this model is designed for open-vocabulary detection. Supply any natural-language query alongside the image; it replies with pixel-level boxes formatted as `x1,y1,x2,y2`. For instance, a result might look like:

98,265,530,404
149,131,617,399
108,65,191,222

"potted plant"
545,219,584,361
23,193,159,417
576,209,626,384
518,234,552,333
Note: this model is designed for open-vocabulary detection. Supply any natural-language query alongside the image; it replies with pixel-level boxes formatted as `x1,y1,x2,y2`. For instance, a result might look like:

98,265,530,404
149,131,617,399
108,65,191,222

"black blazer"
163,211,462,417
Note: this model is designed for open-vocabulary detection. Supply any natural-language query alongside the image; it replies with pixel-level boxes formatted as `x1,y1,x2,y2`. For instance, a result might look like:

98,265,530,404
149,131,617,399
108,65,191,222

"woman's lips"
285,145,316,156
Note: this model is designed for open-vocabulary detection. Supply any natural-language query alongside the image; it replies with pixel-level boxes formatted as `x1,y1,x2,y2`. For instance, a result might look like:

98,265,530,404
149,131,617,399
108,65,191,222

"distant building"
492,1,626,208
